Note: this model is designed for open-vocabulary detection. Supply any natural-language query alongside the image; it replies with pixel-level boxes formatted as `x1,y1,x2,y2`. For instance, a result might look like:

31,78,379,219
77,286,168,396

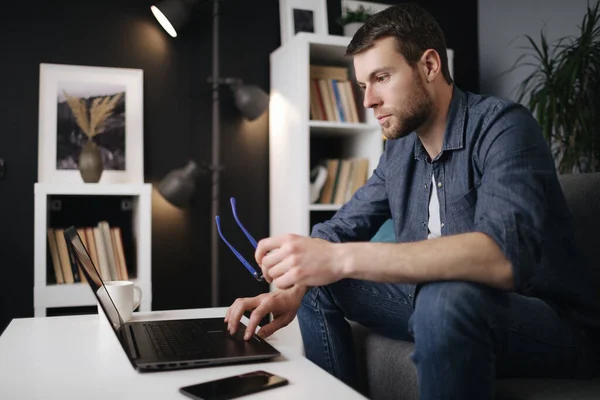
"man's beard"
382,78,433,140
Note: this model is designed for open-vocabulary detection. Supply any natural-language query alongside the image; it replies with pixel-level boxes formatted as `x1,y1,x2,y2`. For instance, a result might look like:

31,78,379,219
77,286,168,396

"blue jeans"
297,279,597,400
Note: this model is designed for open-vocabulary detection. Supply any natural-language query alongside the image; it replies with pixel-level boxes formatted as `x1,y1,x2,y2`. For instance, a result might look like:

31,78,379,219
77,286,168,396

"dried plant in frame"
63,91,123,138
58,88,126,170
38,63,143,184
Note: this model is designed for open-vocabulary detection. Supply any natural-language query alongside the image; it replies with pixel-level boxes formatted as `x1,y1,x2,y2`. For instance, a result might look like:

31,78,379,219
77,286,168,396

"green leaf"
505,4,600,172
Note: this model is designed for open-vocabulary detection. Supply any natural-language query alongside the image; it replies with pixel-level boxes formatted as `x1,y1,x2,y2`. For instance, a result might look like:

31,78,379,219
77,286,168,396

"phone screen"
179,370,288,400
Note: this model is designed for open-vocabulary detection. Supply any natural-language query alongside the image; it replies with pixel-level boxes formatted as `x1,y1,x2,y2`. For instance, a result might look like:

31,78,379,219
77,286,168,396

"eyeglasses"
215,197,264,281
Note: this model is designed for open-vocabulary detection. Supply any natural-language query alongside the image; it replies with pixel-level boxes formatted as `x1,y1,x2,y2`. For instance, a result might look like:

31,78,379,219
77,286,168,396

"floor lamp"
151,0,269,307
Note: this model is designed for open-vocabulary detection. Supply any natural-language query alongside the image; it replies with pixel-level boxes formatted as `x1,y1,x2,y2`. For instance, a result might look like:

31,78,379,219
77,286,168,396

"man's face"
354,37,433,140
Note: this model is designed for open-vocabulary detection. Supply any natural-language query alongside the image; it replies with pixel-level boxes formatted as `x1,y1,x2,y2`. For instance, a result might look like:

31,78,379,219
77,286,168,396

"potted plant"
337,5,373,37
509,2,600,173
63,91,123,182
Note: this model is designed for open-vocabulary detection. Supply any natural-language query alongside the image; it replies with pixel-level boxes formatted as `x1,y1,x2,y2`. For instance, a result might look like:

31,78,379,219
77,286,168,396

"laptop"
63,226,280,371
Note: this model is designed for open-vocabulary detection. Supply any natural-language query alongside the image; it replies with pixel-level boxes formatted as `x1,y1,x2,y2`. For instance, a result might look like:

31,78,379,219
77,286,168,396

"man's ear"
420,49,441,83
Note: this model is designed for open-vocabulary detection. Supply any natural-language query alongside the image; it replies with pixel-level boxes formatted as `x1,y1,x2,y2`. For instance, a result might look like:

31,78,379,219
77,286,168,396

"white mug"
97,281,142,323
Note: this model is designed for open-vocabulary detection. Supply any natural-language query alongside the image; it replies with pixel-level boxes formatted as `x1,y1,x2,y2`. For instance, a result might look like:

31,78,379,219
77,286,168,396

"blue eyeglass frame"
215,197,264,281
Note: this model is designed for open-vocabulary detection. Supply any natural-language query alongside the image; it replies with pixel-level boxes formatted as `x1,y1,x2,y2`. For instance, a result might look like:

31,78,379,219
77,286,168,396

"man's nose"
363,86,381,109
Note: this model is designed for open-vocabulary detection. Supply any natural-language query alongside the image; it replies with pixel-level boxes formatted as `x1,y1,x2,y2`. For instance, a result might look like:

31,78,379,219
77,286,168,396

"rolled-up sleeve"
473,103,556,293
311,149,392,243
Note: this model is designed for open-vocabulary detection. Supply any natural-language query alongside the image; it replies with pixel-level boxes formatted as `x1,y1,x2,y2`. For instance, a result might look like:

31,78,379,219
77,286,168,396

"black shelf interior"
309,210,337,235
46,194,138,284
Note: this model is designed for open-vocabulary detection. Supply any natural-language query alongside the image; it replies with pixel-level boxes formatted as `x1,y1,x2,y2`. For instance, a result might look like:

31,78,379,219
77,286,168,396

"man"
225,4,599,399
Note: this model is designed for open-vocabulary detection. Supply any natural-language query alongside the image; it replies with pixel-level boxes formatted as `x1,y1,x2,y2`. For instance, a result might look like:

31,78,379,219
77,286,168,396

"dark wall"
0,0,478,334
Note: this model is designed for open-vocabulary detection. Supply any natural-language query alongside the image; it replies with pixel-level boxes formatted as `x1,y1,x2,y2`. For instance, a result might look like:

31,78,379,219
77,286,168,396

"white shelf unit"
34,183,152,317
269,32,384,238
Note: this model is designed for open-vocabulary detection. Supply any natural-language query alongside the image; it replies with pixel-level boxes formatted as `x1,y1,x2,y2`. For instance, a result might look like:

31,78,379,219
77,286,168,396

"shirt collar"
414,85,467,161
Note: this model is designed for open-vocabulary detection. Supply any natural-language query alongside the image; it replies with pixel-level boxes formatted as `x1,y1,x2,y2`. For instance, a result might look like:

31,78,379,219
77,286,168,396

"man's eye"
376,75,389,82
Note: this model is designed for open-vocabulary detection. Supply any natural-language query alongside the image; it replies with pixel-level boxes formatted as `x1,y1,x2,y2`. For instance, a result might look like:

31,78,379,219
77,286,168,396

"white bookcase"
33,183,152,317
269,32,383,238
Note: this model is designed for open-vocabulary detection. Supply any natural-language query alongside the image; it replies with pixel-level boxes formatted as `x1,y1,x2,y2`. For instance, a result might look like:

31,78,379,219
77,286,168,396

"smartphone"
179,370,288,400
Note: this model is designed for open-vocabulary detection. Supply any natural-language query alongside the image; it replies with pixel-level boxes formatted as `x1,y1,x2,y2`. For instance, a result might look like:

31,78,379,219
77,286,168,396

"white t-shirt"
428,174,442,239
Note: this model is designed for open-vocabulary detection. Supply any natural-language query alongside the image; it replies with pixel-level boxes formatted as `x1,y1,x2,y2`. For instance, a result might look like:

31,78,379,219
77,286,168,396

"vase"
343,22,364,37
79,140,104,183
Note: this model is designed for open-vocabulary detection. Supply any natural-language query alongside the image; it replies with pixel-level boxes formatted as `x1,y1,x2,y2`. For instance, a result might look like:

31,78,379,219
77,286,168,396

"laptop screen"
63,226,125,332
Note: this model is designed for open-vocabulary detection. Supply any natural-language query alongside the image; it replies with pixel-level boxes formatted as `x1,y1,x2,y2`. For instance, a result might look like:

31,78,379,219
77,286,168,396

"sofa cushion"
370,218,396,243
351,322,418,400
495,378,600,400
558,173,600,283
353,323,600,400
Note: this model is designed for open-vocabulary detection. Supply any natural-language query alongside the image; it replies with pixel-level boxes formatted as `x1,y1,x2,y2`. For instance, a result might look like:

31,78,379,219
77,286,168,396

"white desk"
0,307,365,399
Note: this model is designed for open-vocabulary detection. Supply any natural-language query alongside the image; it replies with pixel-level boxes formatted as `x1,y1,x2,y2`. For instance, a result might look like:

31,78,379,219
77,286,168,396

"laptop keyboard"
143,320,214,357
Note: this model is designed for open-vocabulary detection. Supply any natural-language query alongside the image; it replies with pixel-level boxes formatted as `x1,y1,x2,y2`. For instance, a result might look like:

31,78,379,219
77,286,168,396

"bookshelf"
34,183,152,317
269,32,383,238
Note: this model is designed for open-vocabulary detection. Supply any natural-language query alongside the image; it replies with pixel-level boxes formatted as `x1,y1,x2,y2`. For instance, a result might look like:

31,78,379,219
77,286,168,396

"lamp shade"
151,0,198,37
157,160,200,207
232,84,270,121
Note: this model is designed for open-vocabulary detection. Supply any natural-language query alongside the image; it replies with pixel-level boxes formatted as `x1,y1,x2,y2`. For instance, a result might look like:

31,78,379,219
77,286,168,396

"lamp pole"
153,0,269,307
210,0,221,307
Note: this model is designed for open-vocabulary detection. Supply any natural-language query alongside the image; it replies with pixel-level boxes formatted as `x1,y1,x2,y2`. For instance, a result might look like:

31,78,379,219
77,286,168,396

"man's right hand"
224,285,306,340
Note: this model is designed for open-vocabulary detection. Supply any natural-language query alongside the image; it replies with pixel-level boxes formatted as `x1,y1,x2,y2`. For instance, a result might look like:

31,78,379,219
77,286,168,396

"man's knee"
297,284,336,324
409,281,497,338
299,280,352,311
299,285,327,309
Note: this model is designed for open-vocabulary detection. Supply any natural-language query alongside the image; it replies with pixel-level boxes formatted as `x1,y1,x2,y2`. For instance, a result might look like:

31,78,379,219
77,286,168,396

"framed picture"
38,63,144,184
341,0,391,17
279,0,328,45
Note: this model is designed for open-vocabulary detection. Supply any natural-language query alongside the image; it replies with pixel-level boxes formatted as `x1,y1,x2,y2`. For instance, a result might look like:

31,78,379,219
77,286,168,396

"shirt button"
424,184,428,189
441,222,445,228
437,181,442,188
408,294,413,299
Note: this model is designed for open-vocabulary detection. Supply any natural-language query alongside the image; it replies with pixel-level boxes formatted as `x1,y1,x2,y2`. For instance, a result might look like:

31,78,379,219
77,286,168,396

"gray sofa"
351,172,600,400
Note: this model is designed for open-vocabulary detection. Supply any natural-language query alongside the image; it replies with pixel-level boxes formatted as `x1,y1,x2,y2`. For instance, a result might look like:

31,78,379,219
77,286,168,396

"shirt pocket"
448,184,479,233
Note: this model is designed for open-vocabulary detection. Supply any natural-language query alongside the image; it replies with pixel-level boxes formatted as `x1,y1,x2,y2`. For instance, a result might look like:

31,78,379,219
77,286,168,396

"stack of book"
309,65,360,123
47,221,129,284
317,158,369,205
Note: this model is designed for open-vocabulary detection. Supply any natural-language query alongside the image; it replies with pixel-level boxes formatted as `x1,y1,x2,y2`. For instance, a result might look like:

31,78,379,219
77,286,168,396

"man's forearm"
339,232,514,290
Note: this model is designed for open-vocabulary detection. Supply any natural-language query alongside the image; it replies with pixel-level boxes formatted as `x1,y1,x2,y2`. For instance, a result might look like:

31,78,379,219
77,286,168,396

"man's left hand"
255,234,345,289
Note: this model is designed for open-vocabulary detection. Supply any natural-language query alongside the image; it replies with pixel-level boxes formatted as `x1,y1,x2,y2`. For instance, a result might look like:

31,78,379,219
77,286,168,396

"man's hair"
346,3,453,84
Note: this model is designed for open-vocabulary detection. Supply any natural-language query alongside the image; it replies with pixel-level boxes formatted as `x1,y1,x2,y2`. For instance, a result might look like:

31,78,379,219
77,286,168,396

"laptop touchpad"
206,328,258,355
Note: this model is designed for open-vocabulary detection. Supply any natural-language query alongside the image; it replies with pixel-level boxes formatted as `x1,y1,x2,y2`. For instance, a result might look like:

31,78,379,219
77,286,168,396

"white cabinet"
269,32,383,237
34,183,152,317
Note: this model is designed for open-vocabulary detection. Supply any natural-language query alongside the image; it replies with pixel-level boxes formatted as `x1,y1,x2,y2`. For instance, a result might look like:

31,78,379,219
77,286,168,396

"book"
309,79,326,120
84,227,101,275
341,81,360,123
317,79,337,121
327,80,342,121
47,229,64,284
54,228,75,284
312,80,327,120
310,65,349,81
93,226,111,281
331,80,346,122
318,159,340,204
344,159,358,202
99,221,119,281
111,227,129,281
337,80,353,124
349,158,369,197
333,159,352,205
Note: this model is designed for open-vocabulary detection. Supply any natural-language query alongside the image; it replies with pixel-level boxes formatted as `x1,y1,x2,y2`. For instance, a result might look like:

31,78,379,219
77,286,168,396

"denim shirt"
311,86,600,330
